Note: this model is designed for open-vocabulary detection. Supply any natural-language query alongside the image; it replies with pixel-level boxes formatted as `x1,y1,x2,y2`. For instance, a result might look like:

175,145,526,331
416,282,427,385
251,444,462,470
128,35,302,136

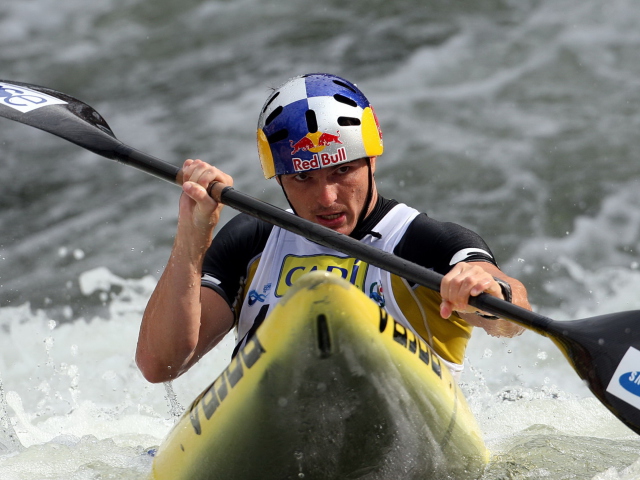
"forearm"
136,233,208,382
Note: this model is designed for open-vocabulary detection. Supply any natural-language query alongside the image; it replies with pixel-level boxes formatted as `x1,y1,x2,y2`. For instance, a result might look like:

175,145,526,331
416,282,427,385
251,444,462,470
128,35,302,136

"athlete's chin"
328,222,356,235
314,215,353,234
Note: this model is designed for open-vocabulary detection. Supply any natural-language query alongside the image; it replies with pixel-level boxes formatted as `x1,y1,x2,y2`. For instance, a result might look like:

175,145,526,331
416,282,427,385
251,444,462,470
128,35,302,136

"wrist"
494,277,512,303
475,277,512,319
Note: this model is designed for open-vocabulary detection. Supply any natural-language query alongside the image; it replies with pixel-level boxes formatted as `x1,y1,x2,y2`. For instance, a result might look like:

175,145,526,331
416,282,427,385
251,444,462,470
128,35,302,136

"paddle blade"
0,80,122,158
547,311,640,434
0,80,180,183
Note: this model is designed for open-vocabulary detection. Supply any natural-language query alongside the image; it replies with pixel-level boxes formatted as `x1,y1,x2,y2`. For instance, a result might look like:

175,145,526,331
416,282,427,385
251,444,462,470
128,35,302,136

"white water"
0,268,235,479
2,0,640,477
0,264,638,479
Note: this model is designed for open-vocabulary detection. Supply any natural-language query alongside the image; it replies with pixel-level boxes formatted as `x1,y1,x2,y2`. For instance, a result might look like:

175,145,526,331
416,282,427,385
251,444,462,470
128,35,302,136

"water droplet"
537,351,547,360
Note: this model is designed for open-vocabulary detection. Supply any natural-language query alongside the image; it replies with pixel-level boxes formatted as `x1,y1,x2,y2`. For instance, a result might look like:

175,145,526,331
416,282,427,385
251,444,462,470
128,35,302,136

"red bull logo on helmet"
290,130,347,172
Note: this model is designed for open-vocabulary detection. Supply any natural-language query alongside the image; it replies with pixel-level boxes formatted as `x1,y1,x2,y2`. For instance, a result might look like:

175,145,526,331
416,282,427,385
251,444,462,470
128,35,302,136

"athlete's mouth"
318,213,342,220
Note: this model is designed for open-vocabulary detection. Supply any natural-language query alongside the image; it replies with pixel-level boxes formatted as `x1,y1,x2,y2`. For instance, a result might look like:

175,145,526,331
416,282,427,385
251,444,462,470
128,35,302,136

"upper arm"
184,215,271,370
182,287,235,372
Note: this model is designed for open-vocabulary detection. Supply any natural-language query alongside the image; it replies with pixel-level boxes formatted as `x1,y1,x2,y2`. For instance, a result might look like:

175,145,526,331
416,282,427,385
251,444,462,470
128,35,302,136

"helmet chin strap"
277,157,375,235
277,176,298,215
354,157,374,229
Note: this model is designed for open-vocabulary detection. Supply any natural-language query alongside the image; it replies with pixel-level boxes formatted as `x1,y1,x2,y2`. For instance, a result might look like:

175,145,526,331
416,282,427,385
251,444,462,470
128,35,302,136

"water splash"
0,372,22,454
163,382,184,420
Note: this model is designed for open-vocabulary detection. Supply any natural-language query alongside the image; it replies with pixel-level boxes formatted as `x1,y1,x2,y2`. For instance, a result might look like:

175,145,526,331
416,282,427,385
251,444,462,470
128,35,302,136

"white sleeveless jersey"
236,203,420,345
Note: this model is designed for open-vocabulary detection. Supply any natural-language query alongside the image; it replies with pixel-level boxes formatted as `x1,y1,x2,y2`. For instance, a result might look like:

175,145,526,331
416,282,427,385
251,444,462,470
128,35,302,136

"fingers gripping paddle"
2,80,640,436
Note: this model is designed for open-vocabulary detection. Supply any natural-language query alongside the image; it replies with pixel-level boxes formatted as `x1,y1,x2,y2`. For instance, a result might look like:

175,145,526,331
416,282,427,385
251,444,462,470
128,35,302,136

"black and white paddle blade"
0,80,121,157
0,80,180,182
546,311,640,435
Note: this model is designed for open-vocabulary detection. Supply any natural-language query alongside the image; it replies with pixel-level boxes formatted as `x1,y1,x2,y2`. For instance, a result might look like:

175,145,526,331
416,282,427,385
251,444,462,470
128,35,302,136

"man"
136,73,530,384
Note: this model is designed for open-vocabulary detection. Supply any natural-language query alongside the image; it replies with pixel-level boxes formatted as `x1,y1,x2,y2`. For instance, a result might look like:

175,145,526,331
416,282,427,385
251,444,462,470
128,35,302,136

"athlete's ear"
275,175,282,186
369,156,377,175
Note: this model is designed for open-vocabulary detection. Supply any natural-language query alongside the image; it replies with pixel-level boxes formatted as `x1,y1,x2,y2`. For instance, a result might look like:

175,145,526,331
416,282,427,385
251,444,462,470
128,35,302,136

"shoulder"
206,212,273,269
215,213,274,246
201,214,274,305
407,213,481,240
395,213,497,273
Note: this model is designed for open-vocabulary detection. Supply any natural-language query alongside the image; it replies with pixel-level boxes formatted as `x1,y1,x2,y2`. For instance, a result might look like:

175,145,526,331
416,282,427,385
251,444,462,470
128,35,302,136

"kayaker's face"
279,157,377,235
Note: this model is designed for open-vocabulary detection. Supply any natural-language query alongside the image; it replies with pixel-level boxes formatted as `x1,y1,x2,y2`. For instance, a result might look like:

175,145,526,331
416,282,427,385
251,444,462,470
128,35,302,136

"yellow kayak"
149,271,489,479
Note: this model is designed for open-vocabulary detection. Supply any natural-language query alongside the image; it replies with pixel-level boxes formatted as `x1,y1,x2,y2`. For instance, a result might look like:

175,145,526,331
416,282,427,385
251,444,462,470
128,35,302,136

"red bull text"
292,147,347,172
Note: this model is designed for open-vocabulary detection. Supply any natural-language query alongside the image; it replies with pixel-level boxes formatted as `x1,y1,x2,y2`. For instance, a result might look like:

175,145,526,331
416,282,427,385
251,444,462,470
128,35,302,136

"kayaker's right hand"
178,159,234,247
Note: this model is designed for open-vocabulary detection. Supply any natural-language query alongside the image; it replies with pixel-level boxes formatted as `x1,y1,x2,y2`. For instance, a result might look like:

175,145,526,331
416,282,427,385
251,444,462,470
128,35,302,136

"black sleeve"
201,213,273,307
393,213,497,276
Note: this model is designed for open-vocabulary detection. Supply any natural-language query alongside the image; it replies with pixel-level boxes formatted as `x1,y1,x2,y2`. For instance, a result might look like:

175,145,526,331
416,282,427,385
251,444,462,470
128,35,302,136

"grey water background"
2,0,640,478
3,0,640,316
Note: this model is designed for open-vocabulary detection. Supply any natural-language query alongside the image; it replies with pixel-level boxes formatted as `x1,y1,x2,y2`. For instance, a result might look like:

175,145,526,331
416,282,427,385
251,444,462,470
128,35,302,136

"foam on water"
0,267,235,479
0,266,638,479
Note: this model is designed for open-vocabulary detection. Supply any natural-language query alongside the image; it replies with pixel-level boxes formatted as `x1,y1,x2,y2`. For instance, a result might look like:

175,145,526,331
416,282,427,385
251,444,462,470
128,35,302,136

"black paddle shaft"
2,79,640,435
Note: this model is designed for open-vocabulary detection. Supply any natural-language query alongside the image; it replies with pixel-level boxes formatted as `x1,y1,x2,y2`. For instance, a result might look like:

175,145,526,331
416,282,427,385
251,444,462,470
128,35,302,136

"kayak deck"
150,271,489,479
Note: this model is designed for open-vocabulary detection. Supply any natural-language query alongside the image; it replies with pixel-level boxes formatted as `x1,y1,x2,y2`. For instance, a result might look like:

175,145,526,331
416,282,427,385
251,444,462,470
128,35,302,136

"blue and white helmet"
257,73,383,179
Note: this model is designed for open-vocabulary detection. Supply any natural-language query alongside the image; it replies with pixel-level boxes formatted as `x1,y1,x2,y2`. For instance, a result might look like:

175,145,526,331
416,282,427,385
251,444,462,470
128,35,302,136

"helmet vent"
337,116,361,126
262,92,280,113
332,79,358,94
264,105,283,126
333,94,357,107
267,129,288,144
305,110,318,133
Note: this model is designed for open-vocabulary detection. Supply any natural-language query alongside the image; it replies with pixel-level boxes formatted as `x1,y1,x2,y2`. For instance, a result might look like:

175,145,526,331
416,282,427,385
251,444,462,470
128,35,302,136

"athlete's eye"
294,172,309,181
336,165,350,174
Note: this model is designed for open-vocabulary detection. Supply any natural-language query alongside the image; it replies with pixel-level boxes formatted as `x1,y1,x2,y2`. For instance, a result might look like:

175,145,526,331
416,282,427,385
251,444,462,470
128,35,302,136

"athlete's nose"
316,181,338,208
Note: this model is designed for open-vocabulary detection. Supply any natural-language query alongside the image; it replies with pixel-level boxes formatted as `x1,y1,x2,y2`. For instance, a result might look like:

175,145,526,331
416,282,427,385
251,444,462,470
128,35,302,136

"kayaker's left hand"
439,262,527,338
439,262,502,319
